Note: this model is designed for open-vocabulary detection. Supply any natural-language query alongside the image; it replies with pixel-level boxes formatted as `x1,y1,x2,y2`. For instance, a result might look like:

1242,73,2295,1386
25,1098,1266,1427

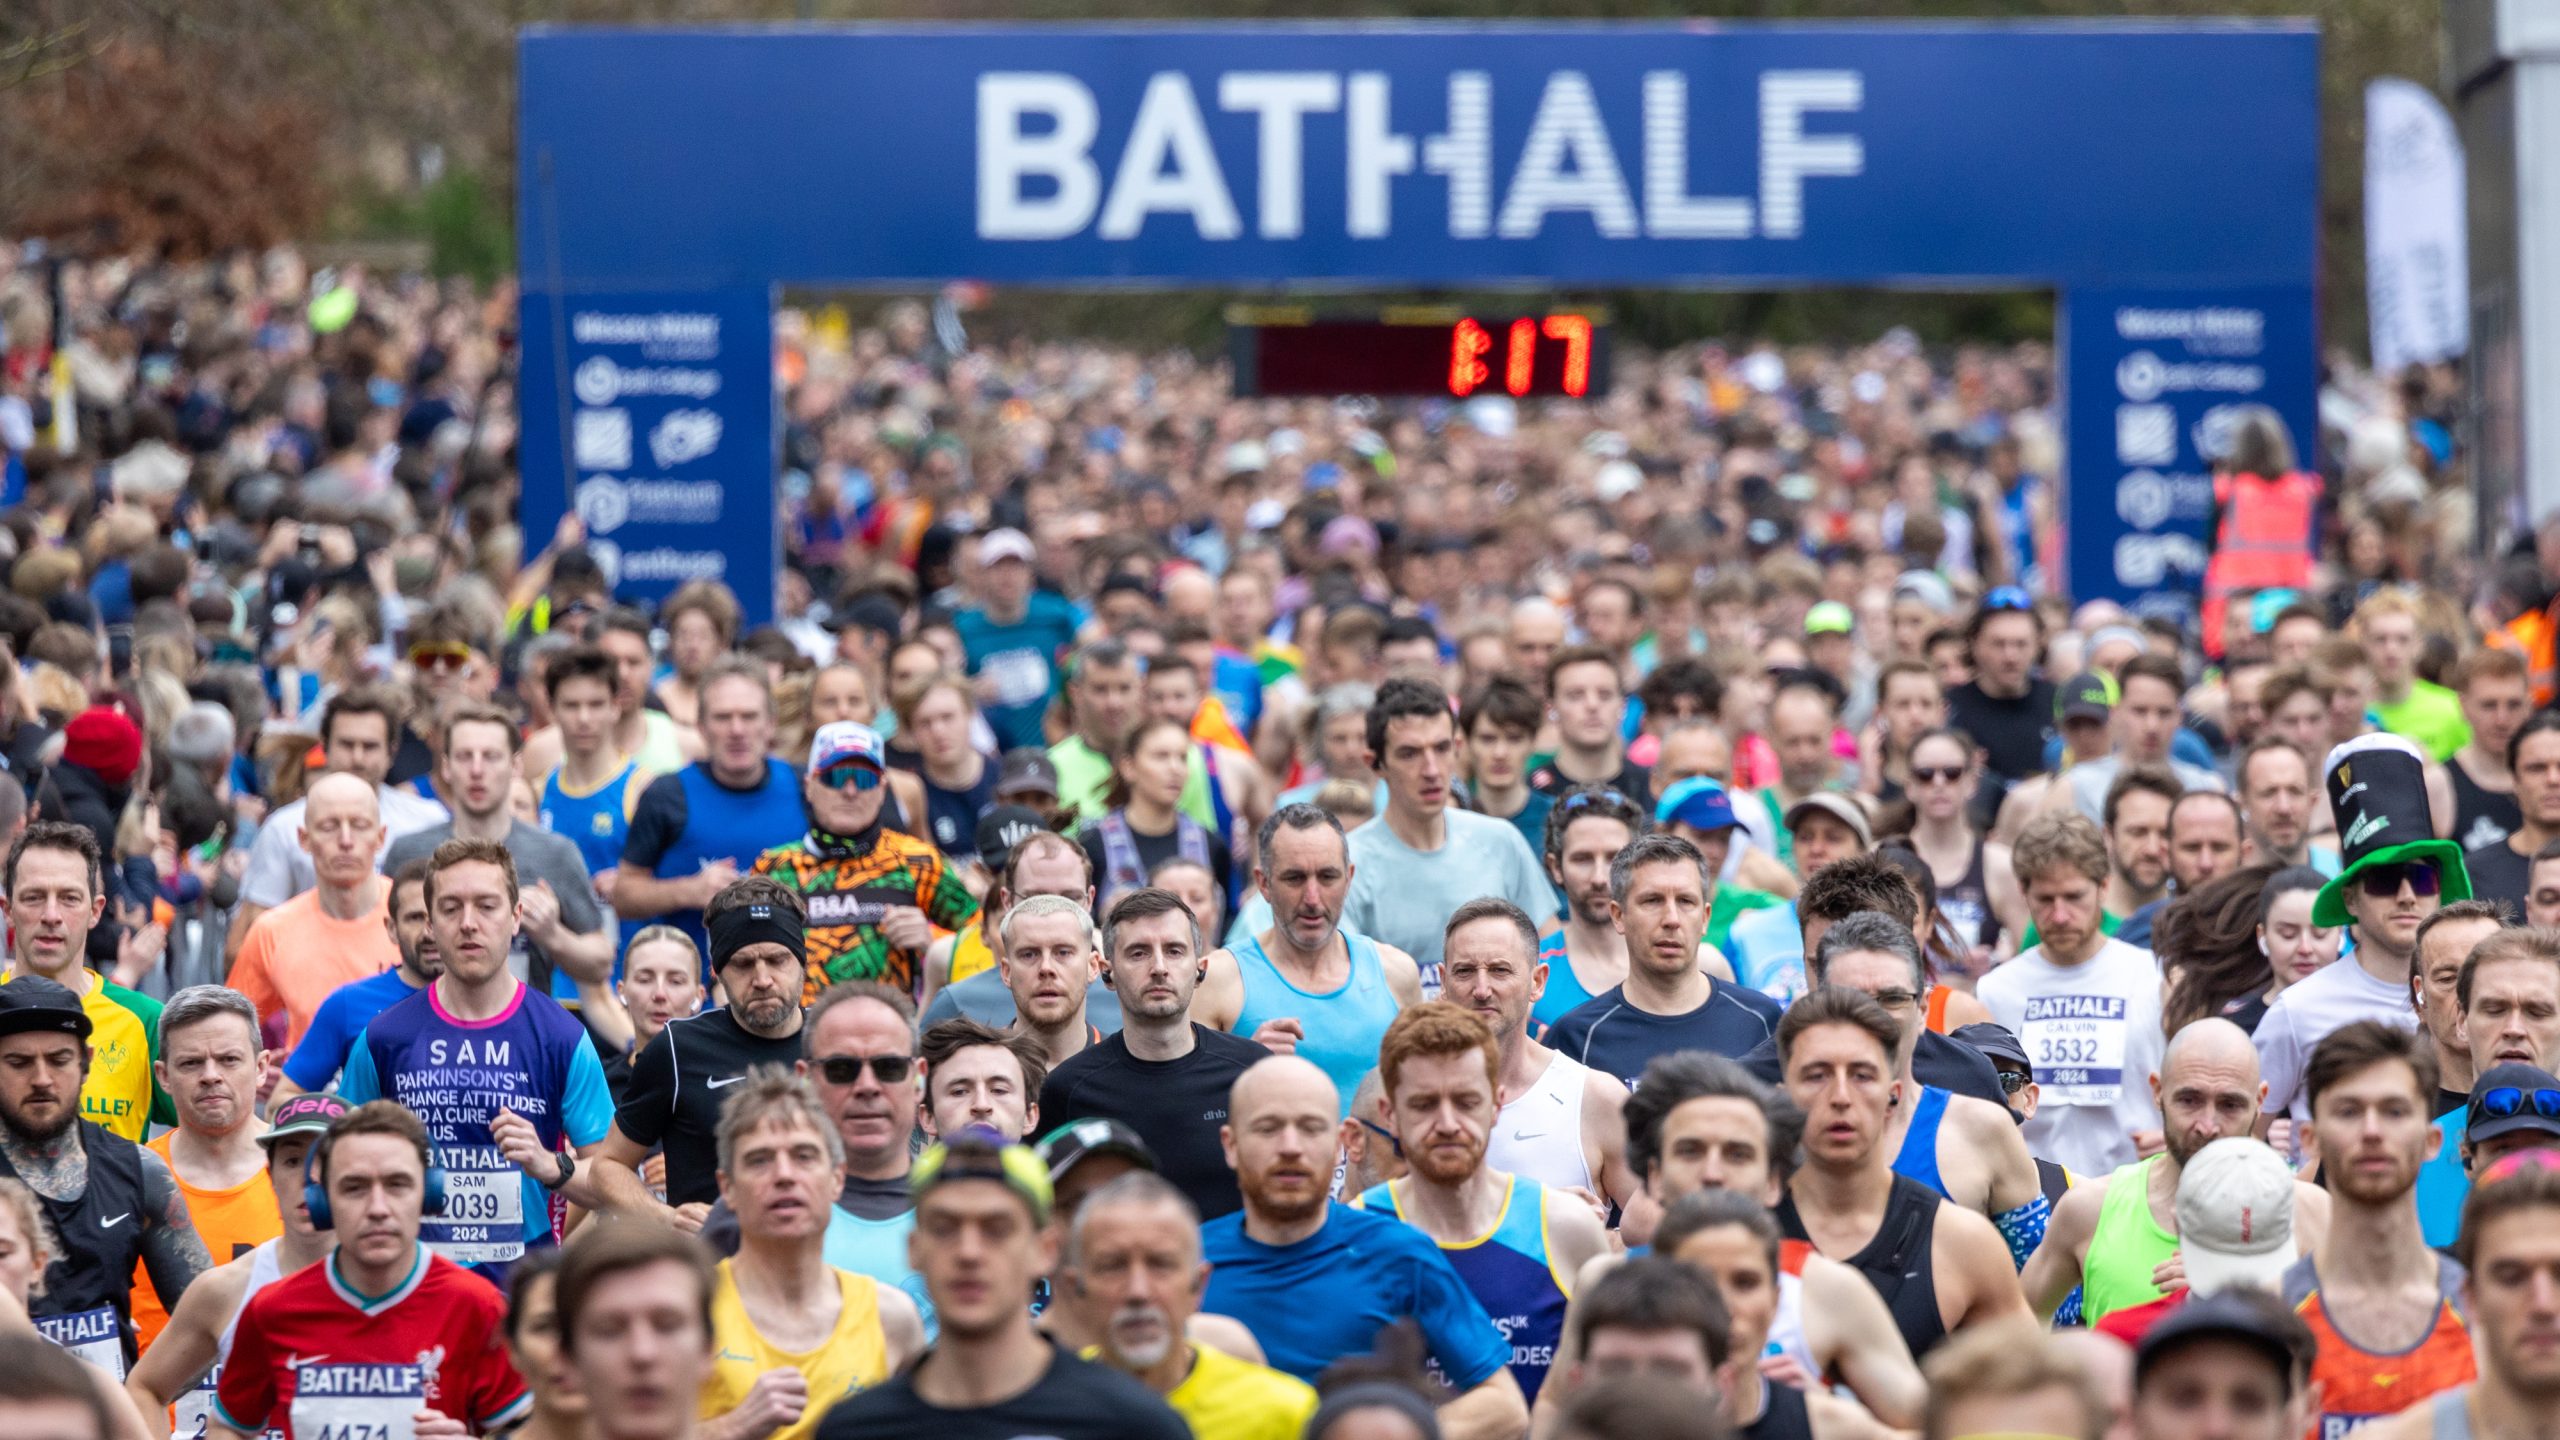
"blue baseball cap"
1655,776,1740,834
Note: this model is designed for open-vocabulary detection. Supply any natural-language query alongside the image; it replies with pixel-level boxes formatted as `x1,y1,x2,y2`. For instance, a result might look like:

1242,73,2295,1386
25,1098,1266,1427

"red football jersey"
214,1248,531,1439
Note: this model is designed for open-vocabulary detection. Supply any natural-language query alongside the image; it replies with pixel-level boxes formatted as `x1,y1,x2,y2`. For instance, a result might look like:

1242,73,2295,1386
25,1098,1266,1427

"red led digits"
1505,317,1538,396
1543,314,1593,397
1448,319,1493,397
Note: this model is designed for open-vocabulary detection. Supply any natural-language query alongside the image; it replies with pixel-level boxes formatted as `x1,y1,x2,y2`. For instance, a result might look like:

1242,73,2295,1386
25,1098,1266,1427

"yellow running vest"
700,1260,889,1440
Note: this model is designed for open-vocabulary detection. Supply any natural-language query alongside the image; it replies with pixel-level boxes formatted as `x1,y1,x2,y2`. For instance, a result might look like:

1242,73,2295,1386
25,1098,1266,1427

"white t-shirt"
2253,955,2420,1124
1978,937,2168,1177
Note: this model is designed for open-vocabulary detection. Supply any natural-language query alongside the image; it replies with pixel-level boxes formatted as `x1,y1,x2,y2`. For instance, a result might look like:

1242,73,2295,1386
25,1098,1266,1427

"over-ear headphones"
303,1129,449,1232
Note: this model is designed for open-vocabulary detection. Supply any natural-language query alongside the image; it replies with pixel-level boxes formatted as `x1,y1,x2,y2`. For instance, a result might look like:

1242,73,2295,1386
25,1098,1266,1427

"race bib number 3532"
2020,993,2130,1107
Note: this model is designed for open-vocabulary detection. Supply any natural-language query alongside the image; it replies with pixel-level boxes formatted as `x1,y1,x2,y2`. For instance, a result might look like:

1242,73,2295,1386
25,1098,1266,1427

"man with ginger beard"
1356,1002,1610,1406
1201,1056,1530,1437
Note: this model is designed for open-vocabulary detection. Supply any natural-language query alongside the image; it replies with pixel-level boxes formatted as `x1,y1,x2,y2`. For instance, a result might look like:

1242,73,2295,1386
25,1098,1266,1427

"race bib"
174,1367,220,1440
36,1305,124,1379
424,1148,526,1266
290,1362,421,1440
2020,993,2129,1107
981,649,1050,708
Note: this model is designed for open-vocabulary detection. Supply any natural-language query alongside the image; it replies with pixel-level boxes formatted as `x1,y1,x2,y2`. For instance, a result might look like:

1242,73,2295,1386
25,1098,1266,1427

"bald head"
2161,1017,2257,1081
304,770,380,818
1225,1056,1346,1226
1231,1054,1339,1125
2154,1018,2266,1167
299,770,385,881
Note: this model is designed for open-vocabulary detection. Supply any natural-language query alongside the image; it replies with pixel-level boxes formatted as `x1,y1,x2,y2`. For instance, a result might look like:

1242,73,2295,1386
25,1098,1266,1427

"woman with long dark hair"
2160,865,2336,1035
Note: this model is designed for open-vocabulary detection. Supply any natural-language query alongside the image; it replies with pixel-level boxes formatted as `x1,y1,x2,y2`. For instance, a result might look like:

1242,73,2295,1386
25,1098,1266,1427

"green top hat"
2311,733,2470,928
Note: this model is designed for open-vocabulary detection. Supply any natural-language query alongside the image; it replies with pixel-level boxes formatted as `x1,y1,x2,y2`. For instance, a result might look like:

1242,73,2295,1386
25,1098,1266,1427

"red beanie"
63,707,143,788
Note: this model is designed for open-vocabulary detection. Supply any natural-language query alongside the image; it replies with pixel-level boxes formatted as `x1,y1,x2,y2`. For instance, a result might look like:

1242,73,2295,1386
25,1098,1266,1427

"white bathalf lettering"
1099,73,1242,240
977,73,1102,240
1219,73,1341,239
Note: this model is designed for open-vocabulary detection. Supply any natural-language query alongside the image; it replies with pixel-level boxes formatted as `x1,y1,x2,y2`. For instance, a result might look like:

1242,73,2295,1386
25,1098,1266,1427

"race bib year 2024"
2020,993,2129,1107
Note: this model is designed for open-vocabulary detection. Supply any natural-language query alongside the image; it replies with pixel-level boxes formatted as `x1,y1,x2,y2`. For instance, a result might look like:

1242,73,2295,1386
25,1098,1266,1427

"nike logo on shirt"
707,1074,747,1089
100,1213,130,1229
1511,1130,1547,1141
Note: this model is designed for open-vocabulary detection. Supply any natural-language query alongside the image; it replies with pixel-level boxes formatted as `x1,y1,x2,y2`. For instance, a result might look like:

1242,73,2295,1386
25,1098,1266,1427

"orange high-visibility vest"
2496,608,2559,708
2203,469,2321,657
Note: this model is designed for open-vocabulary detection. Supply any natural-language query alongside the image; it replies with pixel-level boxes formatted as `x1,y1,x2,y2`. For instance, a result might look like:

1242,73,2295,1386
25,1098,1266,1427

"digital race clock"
1228,306,1611,399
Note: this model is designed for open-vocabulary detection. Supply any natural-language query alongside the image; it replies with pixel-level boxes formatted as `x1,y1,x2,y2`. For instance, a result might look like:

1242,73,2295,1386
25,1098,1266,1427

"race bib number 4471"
2020,994,2129,1107
290,1363,422,1440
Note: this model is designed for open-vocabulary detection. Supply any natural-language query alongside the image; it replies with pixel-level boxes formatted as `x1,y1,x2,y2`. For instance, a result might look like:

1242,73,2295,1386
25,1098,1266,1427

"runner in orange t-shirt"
228,774,398,1050
130,987,282,1353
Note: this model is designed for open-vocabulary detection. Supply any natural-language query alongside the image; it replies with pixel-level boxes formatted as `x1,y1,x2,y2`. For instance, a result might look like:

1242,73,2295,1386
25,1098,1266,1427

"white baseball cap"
2174,1138,2298,1296
977,528,1035,567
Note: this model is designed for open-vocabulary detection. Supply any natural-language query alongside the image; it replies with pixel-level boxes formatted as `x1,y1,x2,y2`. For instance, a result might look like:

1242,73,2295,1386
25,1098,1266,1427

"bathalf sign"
519,23,2320,617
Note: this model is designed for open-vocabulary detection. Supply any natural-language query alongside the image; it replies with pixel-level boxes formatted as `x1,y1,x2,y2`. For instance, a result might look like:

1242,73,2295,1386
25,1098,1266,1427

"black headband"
707,902,805,970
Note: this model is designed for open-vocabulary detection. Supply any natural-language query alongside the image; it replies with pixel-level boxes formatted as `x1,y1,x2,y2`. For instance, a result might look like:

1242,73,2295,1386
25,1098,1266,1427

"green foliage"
343,169,514,283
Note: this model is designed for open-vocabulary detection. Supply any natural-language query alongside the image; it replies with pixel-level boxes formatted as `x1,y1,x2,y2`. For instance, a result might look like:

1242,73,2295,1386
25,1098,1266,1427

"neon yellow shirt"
2374,680,2471,763
3,969,172,1140
700,1260,888,1440
1080,1343,1317,1440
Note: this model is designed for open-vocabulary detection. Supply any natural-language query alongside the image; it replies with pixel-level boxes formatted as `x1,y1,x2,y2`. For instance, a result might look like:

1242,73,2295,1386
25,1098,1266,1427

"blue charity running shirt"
1200,1200,1511,1389
282,969,426,1091
341,981,613,1282
1358,1177,1572,1404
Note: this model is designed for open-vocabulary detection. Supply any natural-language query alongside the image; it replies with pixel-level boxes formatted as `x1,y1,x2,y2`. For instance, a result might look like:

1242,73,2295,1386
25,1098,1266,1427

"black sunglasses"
1995,1068,2032,1096
1910,766,1965,786
2359,864,2441,900
815,1054,914,1086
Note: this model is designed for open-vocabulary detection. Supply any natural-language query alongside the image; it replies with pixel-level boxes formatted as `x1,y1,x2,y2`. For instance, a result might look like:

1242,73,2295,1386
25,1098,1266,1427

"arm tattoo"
0,1126,87,1203
138,1146,213,1306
